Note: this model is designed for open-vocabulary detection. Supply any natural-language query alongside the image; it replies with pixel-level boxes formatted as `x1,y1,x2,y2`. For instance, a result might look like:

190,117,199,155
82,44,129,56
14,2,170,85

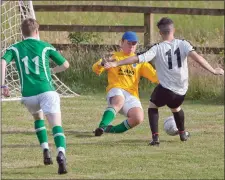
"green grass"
1,94,224,179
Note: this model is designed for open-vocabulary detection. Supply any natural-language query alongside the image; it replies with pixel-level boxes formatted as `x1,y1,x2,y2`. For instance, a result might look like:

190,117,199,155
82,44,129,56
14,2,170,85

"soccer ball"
164,116,178,136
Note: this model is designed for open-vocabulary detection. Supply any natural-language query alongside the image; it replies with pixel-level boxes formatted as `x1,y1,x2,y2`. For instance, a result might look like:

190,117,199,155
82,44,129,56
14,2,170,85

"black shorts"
150,84,185,109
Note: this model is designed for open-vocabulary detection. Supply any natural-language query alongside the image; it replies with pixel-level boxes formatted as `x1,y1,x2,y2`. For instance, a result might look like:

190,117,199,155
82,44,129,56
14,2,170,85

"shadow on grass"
2,130,35,135
2,139,178,149
2,166,57,177
3,165,44,170
2,144,40,148
2,171,36,175
117,138,177,145
66,130,95,138
2,130,95,138
2,129,179,148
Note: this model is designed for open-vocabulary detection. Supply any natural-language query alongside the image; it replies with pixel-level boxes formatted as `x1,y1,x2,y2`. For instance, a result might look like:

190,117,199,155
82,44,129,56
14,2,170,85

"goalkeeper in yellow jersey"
92,31,158,136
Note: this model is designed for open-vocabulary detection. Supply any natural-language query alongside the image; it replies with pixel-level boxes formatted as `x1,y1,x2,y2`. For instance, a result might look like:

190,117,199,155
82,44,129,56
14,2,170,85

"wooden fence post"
144,13,154,46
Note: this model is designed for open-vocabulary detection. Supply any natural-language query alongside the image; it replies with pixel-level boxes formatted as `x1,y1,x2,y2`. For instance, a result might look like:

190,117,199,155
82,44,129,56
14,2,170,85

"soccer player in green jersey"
1,18,69,174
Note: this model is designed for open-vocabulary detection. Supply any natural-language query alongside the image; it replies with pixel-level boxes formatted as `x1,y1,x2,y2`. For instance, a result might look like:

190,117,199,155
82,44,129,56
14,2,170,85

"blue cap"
122,31,138,42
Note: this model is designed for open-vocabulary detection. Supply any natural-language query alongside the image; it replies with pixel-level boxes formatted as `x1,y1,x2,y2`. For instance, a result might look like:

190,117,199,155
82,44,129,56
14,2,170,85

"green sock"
34,120,49,149
99,107,116,128
52,126,66,155
109,119,131,133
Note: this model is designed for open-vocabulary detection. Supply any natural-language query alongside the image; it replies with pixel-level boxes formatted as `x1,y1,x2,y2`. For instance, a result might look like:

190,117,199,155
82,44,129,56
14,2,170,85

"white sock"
57,147,66,156
41,142,49,150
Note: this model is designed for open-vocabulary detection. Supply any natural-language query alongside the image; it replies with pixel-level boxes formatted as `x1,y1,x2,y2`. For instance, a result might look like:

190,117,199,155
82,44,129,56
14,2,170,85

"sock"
99,107,116,128
52,126,66,156
108,119,131,133
34,120,49,150
173,109,185,132
148,108,159,136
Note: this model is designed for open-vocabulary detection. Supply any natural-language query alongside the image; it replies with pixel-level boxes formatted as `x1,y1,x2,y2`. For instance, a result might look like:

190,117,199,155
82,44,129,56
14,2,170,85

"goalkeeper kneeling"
92,31,159,136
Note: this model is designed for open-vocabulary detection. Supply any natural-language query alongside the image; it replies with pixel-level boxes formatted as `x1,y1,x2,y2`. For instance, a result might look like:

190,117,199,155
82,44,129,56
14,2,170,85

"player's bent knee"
32,111,44,120
170,106,181,112
135,116,144,125
149,101,158,108
111,103,124,112
128,113,144,127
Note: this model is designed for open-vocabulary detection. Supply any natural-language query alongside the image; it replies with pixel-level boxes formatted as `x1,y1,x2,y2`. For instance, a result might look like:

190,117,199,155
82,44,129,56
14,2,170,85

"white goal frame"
1,0,79,101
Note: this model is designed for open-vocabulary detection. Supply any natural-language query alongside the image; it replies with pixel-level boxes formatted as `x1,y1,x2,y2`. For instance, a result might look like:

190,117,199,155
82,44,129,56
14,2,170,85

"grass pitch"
1,94,224,179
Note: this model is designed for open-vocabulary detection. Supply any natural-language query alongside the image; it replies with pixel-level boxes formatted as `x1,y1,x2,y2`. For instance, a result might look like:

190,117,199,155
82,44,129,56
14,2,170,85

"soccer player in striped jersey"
104,17,224,145
1,18,69,174
93,31,158,136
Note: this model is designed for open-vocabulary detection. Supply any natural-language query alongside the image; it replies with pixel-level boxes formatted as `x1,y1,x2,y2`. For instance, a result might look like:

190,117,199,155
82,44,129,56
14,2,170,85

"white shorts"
106,88,142,116
21,91,61,115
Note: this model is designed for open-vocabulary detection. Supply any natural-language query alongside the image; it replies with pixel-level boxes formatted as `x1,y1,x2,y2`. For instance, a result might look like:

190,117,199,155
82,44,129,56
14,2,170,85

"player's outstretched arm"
104,55,139,68
1,59,10,97
92,59,106,75
51,61,70,74
188,51,224,75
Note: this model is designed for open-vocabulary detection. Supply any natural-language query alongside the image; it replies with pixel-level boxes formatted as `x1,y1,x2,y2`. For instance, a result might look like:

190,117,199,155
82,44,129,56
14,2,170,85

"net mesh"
1,0,78,101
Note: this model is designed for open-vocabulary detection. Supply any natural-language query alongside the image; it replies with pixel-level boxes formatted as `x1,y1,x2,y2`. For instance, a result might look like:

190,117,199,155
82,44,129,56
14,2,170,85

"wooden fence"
33,5,224,54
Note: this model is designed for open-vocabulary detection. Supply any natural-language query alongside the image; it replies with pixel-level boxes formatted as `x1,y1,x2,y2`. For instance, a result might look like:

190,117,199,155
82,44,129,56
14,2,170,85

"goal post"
1,0,79,101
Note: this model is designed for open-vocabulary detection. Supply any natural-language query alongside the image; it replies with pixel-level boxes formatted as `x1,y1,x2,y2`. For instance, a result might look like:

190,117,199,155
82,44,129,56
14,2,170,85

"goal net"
1,0,79,101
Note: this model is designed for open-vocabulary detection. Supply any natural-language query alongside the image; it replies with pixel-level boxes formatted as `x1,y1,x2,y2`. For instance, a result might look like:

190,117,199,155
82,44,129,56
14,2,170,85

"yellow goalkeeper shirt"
92,51,158,99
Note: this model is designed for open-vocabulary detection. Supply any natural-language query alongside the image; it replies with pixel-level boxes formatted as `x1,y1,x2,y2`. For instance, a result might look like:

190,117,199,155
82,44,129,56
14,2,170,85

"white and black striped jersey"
138,39,195,95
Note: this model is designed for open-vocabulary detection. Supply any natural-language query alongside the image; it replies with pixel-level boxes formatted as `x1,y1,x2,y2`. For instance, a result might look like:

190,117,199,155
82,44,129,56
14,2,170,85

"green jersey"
1,37,66,97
